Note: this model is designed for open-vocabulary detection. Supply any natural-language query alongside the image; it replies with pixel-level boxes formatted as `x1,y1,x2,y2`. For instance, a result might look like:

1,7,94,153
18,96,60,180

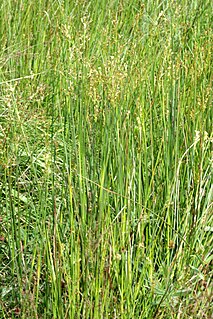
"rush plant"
0,0,212,318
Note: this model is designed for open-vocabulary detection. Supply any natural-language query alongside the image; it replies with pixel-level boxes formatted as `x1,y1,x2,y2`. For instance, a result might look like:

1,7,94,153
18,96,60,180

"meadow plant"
0,0,212,318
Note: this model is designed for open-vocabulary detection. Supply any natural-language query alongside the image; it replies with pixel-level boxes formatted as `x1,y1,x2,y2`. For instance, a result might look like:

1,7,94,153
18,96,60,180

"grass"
0,0,212,318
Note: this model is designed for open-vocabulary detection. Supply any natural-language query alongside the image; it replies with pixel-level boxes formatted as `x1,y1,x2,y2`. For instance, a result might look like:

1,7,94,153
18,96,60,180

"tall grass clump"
0,0,212,318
